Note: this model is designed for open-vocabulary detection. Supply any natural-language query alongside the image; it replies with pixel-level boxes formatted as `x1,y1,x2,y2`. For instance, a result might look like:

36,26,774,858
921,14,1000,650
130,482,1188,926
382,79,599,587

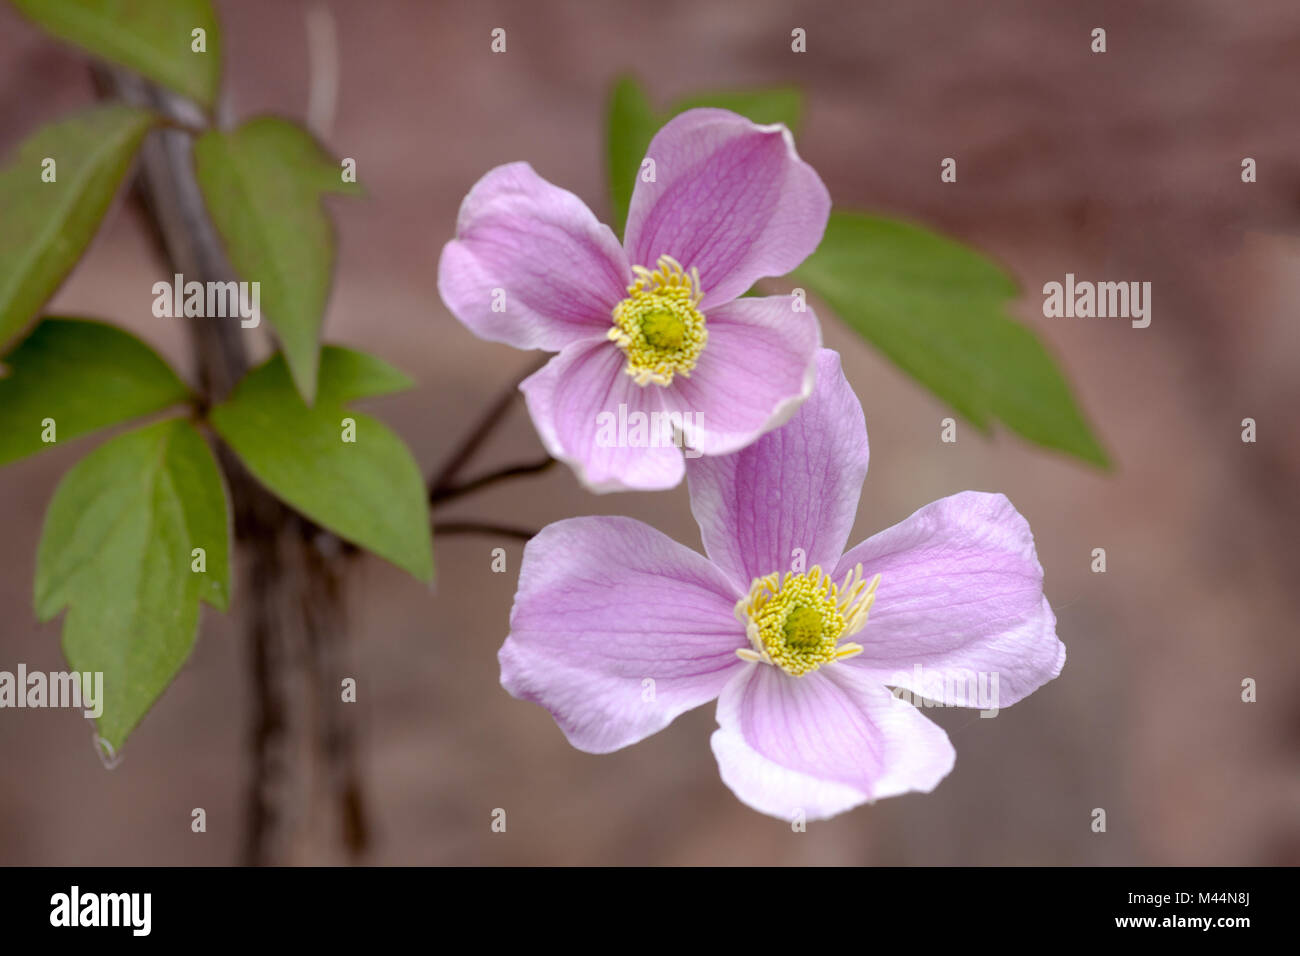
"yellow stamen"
733,565,881,676
609,254,707,386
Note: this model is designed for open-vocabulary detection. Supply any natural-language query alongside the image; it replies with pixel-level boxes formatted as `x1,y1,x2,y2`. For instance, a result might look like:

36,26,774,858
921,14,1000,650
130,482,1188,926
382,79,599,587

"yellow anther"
733,565,881,677
609,255,707,386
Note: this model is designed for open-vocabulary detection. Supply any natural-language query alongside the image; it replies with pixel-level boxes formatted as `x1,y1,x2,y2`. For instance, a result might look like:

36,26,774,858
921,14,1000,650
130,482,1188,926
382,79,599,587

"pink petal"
520,337,687,492
835,492,1065,709
663,294,820,457
623,109,831,308
501,516,746,753
685,348,868,592
710,663,955,820
437,162,631,350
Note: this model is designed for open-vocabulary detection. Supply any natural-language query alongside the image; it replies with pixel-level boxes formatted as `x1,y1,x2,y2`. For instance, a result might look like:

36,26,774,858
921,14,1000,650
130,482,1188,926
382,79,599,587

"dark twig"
96,66,367,865
430,456,555,506
427,355,548,497
435,521,539,542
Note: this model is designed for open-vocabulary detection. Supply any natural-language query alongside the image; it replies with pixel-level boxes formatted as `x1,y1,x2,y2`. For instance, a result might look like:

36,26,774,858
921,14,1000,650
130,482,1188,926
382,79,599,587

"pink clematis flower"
437,108,830,492
500,349,1066,819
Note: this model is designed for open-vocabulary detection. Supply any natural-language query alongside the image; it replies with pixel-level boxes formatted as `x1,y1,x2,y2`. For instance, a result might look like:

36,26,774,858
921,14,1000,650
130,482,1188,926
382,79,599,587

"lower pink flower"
500,349,1066,820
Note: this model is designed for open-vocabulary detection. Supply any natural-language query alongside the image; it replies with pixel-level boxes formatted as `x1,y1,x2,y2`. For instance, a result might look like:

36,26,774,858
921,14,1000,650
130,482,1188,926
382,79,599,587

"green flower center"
640,308,687,351
782,605,825,649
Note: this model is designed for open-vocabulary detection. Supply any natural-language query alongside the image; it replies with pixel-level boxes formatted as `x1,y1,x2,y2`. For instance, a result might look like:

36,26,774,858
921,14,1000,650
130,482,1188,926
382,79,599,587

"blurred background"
1,0,1298,865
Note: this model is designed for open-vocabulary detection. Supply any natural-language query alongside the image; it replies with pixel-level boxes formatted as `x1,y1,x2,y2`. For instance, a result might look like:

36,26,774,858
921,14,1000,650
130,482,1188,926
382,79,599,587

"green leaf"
35,418,231,749
668,88,803,132
0,105,155,352
210,346,433,582
0,318,190,466
193,117,360,403
11,0,221,108
605,76,657,236
795,212,1109,467
605,76,804,235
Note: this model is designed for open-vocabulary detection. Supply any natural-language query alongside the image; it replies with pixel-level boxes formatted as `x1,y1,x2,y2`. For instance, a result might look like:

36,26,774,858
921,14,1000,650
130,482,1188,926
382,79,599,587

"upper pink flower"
437,108,831,492
499,350,1067,820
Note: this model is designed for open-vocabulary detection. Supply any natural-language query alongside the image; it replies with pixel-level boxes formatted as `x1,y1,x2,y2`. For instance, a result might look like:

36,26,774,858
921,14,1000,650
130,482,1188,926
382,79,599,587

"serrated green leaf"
0,105,154,352
11,0,221,108
0,318,190,466
795,212,1110,467
210,347,433,582
193,117,360,404
34,418,231,749
605,76,804,235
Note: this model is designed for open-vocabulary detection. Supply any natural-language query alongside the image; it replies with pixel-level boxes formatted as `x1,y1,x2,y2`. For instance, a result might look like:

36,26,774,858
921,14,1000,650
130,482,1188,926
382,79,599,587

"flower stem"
427,355,547,499
430,456,555,507
435,521,538,541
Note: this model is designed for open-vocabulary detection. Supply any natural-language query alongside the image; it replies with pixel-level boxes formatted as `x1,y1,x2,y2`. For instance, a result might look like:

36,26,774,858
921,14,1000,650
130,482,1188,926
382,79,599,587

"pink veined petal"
623,109,831,309
710,662,956,821
520,337,686,493
437,162,632,350
685,348,867,593
663,294,820,458
834,491,1066,709
500,516,746,753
